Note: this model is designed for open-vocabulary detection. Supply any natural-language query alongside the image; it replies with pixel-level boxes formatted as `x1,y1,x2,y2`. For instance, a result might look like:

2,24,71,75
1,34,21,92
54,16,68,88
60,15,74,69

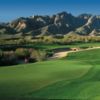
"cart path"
50,46,100,59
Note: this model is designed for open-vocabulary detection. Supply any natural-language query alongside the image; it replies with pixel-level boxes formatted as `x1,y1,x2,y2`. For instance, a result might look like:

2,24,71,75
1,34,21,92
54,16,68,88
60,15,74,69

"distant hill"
1,11,100,37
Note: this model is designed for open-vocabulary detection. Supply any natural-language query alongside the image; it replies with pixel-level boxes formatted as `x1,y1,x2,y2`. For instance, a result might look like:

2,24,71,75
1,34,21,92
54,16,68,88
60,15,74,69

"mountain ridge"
0,11,100,37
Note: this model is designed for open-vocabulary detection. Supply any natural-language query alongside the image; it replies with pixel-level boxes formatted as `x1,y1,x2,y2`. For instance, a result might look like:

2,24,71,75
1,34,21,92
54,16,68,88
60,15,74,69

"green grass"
67,48,100,64
29,49,100,100
0,49,100,99
33,42,100,50
18,42,100,51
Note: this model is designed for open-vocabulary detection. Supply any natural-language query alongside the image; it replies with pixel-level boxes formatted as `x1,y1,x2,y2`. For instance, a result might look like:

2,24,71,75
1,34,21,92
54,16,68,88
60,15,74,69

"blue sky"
0,0,100,22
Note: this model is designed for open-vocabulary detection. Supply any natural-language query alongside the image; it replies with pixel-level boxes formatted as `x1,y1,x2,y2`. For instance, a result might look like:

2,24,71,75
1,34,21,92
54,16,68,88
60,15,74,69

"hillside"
1,11,100,37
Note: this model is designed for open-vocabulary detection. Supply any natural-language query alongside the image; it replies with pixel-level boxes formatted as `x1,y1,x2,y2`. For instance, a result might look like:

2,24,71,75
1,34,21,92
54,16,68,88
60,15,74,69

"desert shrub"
0,50,3,58
17,39,26,44
43,36,54,44
80,46,89,49
39,50,47,61
30,49,47,62
15,48,30,59
0,51,18,66
30,49,41,62
0,47,51,66
46,50,54,57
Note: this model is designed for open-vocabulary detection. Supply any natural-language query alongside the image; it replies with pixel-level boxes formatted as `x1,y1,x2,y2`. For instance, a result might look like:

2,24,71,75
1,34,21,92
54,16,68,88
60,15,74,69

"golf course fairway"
0,49,100,100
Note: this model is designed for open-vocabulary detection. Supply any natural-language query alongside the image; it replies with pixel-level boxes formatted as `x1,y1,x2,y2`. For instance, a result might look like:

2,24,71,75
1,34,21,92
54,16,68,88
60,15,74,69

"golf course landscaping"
0,46,100,100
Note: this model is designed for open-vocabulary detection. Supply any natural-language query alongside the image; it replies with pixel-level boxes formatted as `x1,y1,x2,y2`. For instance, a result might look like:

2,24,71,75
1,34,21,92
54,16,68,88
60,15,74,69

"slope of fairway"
0,49,100,100
0,61,91,99
67,48,100,64
28,49,100,100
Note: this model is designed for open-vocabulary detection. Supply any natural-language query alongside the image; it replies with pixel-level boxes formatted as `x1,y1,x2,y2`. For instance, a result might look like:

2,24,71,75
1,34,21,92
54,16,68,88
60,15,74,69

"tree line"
0,48,53,66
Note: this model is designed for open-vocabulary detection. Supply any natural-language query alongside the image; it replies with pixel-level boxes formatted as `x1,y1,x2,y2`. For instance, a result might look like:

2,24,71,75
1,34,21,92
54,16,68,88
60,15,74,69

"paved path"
49,46,100,59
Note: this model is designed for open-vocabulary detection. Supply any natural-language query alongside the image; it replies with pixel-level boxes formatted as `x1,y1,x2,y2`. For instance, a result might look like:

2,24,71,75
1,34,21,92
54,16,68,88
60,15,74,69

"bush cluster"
0,48,51,66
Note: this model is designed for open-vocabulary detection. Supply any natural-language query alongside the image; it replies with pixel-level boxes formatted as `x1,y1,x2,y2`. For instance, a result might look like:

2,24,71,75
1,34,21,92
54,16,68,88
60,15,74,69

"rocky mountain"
1,11,100,37
0,23,16,35
75,15,100,35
